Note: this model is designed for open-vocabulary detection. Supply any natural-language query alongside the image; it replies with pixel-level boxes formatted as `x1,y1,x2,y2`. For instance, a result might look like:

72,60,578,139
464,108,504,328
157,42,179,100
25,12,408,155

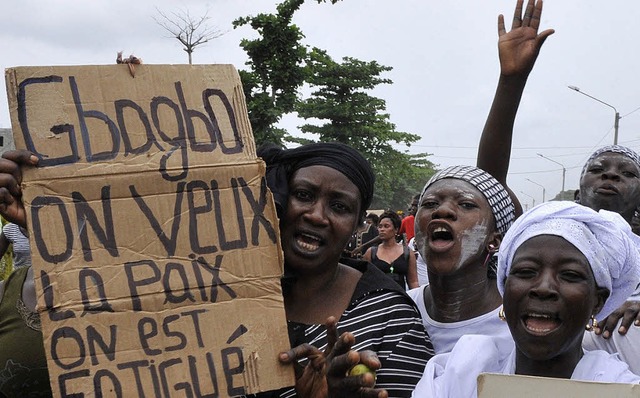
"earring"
585,315,598,331
498,307,506,322
483,244,498,267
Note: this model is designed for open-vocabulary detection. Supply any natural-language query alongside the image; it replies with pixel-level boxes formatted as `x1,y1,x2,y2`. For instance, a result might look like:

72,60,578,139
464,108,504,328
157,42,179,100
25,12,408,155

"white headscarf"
497,201,640,321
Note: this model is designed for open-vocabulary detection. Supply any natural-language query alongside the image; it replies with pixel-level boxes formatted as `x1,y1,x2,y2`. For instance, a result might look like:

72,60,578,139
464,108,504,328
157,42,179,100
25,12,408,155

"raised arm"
477,0,554,214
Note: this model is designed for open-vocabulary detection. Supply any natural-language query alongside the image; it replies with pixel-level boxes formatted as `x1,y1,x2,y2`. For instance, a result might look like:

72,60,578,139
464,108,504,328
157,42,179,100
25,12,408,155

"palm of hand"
498,27,541,76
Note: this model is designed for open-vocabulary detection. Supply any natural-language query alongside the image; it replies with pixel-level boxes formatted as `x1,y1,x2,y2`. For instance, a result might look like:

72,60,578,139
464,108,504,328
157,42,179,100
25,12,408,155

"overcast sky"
2,0,640,208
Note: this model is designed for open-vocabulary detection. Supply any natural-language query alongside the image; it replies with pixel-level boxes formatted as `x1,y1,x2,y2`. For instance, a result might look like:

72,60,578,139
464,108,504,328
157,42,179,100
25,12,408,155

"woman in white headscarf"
413,201,640,398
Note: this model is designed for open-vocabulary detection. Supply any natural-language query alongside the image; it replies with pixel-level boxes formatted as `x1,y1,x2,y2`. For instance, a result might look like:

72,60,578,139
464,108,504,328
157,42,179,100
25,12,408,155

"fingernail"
635,320,640,326
30,155,38,164
279,353,289,361
603,331,610,339
619,326,627,334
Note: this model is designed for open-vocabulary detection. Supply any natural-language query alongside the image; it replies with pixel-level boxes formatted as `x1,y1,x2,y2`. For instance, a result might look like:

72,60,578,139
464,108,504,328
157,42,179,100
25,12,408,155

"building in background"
0,128,14,155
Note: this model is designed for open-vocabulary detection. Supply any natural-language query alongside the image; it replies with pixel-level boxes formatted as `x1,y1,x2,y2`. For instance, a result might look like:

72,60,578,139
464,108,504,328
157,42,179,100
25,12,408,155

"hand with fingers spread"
0,150,39,228
279,317,388,398
497,0,555,78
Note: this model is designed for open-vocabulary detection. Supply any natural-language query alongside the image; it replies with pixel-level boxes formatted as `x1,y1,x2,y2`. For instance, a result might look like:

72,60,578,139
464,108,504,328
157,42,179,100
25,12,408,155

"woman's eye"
460,202,478,209
588,166,603,173
294,190,312,201
560,270,586,282
422,200,438,209
331,202,350,213
622,171,638,178
510,267,536,278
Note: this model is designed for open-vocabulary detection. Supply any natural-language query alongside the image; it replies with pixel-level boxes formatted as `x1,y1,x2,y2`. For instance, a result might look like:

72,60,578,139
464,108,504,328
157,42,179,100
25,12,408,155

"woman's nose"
431,201,456,220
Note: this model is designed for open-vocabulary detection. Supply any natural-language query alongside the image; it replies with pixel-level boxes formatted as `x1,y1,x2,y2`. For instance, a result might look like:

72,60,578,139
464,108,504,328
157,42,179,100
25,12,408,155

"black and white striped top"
280,263,434,398
2,223,31,268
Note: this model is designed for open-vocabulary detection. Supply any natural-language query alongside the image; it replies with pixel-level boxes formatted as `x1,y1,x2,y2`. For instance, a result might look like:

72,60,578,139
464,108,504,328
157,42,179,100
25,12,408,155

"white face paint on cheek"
454,222,490,271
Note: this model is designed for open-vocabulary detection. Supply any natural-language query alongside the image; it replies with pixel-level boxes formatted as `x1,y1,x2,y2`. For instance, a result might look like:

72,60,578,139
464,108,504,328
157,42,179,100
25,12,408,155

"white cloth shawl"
412,334,640,398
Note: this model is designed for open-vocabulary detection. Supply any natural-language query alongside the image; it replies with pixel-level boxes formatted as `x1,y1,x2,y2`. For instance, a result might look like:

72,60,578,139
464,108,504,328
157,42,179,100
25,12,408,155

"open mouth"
522,313,561,335
428,225,455,251
296,232,323,252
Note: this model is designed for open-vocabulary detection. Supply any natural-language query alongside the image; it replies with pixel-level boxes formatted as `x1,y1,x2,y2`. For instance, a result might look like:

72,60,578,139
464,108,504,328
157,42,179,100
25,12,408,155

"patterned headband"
420,165,515,236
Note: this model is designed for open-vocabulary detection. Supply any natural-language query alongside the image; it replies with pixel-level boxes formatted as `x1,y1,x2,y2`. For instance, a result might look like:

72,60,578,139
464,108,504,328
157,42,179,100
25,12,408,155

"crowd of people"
1,0,640,397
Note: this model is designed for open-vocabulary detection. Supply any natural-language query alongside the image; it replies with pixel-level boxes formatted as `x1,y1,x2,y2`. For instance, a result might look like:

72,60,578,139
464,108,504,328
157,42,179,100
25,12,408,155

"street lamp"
537,153,566,193
520,191,535,210
568,85,620,145
525,178,546,203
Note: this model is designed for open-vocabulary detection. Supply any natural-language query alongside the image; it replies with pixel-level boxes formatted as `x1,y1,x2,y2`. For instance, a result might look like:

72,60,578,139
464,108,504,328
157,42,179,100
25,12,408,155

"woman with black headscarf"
258,142,433,398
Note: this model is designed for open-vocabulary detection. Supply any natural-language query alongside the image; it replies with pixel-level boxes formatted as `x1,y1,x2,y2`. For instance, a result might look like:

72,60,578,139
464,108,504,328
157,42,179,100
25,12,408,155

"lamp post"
568,85,620,145
537,153,566,193
525,178,546,203
520,191,535,210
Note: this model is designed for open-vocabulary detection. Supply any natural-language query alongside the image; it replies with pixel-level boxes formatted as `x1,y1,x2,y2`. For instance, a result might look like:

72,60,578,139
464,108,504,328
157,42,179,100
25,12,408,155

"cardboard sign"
478,373,640,397
5,64,294,397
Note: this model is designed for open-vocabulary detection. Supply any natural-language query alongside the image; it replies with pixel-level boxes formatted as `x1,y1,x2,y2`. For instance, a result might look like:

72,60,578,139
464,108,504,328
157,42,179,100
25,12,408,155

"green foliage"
234,0,437,210
233,0,308,146
295,48,436,209
551,189,578,201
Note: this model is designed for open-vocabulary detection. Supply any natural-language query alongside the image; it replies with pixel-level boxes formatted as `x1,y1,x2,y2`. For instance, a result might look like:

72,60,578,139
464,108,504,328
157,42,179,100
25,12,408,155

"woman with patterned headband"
408,165,517,354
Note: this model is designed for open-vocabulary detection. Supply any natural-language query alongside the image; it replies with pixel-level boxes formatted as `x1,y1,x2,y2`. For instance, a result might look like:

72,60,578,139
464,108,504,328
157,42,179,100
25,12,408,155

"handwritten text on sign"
5,65,293,397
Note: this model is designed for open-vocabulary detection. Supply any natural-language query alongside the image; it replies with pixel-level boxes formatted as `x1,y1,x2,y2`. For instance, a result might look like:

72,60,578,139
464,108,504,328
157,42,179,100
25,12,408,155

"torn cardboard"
5,64,294,397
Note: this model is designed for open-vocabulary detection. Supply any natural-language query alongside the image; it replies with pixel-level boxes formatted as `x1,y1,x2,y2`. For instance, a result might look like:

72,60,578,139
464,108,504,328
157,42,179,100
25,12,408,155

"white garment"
407,285,510,354
412,334,640,398
409,238,428,286
583,321,640,376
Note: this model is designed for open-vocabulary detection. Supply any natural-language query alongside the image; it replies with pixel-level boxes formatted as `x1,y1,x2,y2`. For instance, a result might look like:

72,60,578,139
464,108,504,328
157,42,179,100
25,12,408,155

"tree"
551,189,577,201
295,49,436,209
155,8,225,65
233,0,308,146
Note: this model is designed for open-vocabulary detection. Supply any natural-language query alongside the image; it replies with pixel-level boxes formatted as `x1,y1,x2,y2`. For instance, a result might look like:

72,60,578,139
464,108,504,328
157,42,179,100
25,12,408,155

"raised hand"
497,0,555,77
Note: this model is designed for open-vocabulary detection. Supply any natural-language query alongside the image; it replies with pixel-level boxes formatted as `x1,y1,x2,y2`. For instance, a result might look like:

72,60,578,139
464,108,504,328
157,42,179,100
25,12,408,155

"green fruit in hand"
348,364,376,377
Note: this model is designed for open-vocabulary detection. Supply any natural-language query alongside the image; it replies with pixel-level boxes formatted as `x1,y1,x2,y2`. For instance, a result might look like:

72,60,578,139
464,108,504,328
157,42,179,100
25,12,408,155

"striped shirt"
2,223,31,268
281,263,434,398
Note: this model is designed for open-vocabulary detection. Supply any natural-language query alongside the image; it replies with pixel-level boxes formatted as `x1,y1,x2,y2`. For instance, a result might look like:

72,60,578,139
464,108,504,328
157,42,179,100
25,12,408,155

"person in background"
413,201,640,397
363,211,419,290
344,213,380,259
0,222,31,269
398,195,419,244
408,236,428,287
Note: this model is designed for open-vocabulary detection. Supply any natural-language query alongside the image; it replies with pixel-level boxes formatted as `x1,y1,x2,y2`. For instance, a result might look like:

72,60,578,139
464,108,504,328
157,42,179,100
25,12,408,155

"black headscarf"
258,142,375,219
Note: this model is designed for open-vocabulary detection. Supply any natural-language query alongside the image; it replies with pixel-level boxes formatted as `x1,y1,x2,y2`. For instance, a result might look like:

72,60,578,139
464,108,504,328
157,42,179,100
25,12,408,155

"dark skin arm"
477,0,554,216
481,0,640,336
279,317,387,398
